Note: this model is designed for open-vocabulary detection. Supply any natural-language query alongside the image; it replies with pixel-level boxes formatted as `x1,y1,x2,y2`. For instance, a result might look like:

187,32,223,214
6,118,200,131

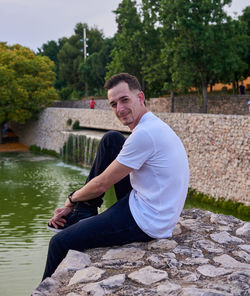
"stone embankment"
11,108,250,205
33,209,250,296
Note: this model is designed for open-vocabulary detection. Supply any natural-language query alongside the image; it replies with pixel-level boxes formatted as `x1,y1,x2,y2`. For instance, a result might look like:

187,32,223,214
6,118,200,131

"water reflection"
0,152,89,296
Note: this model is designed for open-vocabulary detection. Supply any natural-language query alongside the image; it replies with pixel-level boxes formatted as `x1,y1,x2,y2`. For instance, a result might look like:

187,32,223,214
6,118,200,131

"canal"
0,151,115,296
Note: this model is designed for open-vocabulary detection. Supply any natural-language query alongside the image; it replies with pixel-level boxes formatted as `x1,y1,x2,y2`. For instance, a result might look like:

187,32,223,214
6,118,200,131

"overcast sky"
0,0,249,52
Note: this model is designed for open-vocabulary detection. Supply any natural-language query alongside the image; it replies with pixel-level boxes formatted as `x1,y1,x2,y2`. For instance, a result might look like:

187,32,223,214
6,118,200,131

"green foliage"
58,86,73,100
0,42,59,126
36,2,249,103
57,23,111,97
66,118,72,126
29,145,59,158
186,188,250,221
106,0,144,84
72,120,80,130
158,0,249,112
37,38,67,90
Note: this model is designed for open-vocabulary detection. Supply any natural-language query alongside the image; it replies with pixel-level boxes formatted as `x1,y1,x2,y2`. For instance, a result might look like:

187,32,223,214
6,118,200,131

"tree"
106,0,144,85
57,23,108,98
239,6,250,80
80,38,114,95
159,0,244,113
37,38,67,89
0,43,58,143
139,0,168,97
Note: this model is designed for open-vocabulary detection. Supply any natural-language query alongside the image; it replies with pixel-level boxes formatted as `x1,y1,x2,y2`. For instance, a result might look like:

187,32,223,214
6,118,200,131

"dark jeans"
42,131,152,280
77,130,132,209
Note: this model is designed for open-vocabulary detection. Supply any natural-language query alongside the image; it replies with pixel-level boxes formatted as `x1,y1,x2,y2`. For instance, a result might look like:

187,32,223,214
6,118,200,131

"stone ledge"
32,209,250,296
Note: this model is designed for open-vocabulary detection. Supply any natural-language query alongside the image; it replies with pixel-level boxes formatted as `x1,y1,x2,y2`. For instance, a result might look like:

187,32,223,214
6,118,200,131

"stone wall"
11,108,250,205
51,99,111,110
32,210,250,296
148,95,250,115
51,94,250,115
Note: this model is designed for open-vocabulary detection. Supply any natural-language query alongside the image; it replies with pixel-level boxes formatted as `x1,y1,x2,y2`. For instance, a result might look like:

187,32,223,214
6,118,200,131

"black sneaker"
47,204,98,233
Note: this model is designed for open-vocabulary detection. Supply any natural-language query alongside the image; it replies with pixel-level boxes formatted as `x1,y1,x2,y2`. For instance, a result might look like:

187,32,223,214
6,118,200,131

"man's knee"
101,131,126,146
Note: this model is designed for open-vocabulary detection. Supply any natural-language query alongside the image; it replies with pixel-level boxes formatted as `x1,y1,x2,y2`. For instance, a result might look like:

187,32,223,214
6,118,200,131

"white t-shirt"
117,112,189,238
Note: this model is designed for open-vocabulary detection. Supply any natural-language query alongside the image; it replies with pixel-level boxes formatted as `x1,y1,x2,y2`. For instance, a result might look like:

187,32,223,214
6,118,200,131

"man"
43,73,189,280
89,98,96,109
239,81,245,95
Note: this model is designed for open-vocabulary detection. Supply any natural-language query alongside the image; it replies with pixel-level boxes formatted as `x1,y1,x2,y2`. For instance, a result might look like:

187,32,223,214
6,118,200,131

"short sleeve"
117,128,154,169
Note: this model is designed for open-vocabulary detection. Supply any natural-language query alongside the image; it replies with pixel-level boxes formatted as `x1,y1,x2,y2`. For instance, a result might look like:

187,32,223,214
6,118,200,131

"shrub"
72,120,80,130
67,118,72,126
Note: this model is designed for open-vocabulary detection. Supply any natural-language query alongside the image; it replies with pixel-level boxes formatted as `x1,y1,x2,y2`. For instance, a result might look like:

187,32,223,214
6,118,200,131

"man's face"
107,82,146,130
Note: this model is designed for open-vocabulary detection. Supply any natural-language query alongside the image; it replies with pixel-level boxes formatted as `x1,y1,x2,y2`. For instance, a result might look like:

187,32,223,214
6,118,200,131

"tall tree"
106,0,144,85
57,23,108,98
37,38,67,89
80,38,114,95
239,6,250,81
0,43,58,143
139,0,167,97
159,0,242,113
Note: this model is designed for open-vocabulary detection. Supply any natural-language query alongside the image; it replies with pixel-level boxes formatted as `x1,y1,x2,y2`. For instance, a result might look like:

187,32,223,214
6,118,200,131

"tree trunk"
202,79,208,113
171,91,175,112
232,80,236,94
209,83,213,93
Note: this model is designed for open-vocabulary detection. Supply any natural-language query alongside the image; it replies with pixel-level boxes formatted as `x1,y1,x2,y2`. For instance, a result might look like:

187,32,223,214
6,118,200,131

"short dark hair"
104,73,142,91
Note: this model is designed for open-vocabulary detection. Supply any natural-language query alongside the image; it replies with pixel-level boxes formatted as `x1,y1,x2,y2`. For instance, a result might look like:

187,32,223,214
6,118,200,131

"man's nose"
117,102,124,112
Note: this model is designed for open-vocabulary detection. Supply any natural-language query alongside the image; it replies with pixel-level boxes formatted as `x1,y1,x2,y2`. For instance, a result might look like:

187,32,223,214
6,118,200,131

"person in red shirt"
89,98,96,109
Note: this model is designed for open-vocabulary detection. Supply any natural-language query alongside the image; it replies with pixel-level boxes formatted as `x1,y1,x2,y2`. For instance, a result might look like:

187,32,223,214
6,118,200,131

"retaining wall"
11,108,250,205
51,94,250,115
148,95,250,115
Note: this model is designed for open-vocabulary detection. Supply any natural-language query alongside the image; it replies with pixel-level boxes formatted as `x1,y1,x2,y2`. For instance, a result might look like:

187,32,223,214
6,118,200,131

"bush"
67,118,72,126
29,145,41,152
72,120,80,130
59,86,73,100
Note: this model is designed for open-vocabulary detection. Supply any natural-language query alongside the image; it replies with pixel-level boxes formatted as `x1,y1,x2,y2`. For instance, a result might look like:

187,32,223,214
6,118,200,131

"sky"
0,0,249,52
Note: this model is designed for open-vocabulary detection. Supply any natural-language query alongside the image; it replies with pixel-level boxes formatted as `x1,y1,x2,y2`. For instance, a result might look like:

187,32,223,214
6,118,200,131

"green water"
0,152,107,296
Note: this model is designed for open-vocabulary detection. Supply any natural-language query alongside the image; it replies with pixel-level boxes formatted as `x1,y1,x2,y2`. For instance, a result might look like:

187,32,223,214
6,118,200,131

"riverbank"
32,209,250,296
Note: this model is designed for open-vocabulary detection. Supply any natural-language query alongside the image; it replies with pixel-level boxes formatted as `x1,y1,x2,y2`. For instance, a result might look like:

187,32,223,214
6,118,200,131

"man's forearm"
64,160,132,208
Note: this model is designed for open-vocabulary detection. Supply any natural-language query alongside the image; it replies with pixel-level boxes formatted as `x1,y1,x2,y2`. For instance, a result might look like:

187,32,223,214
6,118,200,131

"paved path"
0,142,29,152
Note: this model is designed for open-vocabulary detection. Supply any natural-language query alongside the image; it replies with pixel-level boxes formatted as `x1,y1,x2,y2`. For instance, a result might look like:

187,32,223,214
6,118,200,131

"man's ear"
138,91,145,104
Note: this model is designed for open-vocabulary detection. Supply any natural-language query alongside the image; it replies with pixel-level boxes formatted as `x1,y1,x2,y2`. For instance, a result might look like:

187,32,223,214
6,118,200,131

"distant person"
2,122,8,138
248,100,250,112
239,81,245,95
89,98,96,109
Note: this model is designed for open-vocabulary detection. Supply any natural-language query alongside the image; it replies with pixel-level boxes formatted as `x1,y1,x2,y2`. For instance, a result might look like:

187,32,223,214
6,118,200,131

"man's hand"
48,207,73,229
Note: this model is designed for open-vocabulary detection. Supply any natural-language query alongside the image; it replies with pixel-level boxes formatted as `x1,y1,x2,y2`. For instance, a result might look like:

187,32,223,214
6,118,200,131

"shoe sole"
47,216,95,233
47,225,63,233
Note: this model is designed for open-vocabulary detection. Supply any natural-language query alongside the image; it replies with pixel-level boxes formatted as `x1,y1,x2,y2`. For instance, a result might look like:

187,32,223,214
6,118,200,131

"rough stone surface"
32,209,250,296
11,107,250,205
128,266,168,285
54,249,91,275
147,95,250,115
68,266,105,286
236,222,250,237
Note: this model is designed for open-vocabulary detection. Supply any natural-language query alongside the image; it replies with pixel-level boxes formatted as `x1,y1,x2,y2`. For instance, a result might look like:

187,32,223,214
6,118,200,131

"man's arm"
64,159,132,207
49,160,132,229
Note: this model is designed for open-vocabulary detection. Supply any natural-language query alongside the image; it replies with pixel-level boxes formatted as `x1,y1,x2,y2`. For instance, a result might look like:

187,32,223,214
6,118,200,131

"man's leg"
43,194,152,280
77,130,132,209
48,131,132,231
